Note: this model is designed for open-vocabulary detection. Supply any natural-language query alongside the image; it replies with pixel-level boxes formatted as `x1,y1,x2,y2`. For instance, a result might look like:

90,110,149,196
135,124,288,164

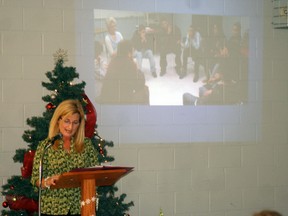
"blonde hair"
106,17,117,28
253,210,282,216
48,99,85,153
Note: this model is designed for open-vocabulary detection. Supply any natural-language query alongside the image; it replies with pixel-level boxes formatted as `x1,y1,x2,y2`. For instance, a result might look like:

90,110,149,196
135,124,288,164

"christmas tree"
1,49,134,216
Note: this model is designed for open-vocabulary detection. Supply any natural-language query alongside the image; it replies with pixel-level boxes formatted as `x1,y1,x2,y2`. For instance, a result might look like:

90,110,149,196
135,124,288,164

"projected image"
94,10,249,106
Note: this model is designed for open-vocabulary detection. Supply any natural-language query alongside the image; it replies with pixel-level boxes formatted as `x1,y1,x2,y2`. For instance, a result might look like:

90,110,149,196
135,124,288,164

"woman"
31,99,99,216
181,24,202,81
131,24,157,77
104,17,123,60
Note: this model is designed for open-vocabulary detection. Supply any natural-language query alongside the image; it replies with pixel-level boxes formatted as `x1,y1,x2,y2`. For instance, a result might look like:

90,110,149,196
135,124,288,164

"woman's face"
108,22,116,33
188,27,194,37
58,113,80,139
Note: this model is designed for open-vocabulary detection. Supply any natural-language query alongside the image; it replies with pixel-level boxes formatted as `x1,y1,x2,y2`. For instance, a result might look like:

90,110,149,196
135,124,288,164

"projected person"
156,15,182,77
218,22,247,103
182,63,241,105
241,30,249,58
205,22,228,83
182,70,225,105
104,17,123,60
131,24,157,78
224,22,242,82
227,22,242,57
100,40,149,104
180,24,204,82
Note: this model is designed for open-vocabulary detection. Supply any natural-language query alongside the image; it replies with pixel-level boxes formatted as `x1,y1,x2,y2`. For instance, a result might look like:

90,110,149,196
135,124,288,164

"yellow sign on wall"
279,6,288,16
272,0,288,28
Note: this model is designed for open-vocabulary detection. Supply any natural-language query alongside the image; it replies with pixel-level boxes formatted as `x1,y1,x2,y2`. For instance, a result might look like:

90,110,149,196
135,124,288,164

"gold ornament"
53,48,68,64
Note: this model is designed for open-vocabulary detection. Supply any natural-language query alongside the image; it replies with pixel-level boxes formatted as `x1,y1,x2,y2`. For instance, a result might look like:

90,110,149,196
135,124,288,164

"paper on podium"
70,165,134,172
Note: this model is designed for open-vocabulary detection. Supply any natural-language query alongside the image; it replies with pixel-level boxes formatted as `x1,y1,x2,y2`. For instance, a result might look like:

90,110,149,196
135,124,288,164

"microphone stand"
38,133,62,215
38,142,53,216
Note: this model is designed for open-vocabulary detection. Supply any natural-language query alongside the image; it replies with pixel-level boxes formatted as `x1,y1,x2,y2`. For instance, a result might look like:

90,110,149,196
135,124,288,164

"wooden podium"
50,166,133,216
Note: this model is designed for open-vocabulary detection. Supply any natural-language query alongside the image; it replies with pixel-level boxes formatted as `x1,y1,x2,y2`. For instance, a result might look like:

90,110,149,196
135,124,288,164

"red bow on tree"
82,94,97,138
21,150,36,178
5,195,38,213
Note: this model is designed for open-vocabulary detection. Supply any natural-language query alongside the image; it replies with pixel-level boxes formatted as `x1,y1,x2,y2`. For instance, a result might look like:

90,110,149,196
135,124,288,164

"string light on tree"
51,91,57,99
96,133,105,158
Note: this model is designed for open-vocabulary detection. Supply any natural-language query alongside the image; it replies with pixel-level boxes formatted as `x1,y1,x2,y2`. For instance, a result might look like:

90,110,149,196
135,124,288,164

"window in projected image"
94,10,249,106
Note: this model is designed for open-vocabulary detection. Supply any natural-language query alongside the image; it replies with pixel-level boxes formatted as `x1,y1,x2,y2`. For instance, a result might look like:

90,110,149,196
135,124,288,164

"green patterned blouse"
31,137,99,215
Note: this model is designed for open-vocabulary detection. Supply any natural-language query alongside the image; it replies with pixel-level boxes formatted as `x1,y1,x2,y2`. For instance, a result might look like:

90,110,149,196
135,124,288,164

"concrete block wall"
1,0,288,216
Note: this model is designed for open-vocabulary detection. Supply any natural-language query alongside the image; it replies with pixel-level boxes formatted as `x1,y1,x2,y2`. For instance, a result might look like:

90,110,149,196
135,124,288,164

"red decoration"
2,201,9,208
82,94,97,138
21,150,36,178
9,185,14,190
5,195,38,212
46,102,56,110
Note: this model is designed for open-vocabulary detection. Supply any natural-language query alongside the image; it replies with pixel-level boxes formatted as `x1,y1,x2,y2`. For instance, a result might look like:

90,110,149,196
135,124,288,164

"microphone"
49,133,63,144
44,133,62,151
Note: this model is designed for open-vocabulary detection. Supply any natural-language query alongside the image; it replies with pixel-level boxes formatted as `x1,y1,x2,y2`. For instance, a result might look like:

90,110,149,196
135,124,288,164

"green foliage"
42,63,85,105
97,186,134,216
92,134,115,164
1,209,30,216
1,176,37,200
12,149,26,163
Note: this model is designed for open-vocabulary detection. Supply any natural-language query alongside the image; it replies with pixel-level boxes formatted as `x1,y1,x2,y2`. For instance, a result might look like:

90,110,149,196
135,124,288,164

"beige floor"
142,54,206,105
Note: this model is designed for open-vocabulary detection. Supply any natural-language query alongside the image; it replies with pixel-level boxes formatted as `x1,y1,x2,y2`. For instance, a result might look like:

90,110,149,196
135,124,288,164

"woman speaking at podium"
31,99,99,216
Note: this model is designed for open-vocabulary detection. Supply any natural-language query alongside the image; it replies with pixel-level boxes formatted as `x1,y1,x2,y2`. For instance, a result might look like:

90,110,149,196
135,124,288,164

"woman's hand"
43,174,61,189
